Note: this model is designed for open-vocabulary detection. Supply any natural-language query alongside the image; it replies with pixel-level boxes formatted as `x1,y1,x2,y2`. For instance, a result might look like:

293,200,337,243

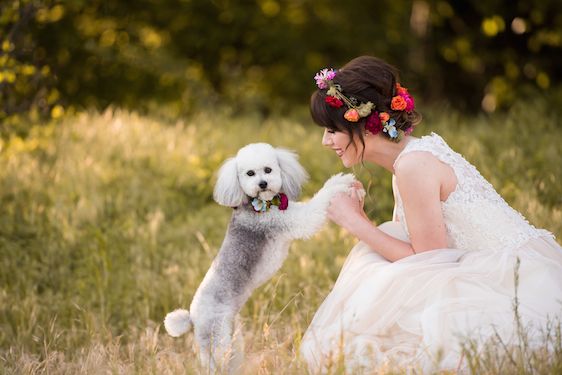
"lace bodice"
393,133,552,251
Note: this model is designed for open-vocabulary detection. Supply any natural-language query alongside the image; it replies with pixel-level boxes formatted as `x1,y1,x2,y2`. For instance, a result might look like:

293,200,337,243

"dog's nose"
259,181,268,189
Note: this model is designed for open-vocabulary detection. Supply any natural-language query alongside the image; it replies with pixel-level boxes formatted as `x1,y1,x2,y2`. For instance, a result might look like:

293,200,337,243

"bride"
300,56,562,372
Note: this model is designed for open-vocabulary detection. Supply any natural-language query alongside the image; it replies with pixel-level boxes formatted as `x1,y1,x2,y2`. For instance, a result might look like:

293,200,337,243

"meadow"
1,100,561,374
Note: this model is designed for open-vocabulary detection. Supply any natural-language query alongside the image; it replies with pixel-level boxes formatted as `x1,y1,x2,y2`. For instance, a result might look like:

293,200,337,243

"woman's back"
393,133,551,252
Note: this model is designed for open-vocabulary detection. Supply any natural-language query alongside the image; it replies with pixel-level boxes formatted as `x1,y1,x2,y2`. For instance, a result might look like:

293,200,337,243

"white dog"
164,143,357,372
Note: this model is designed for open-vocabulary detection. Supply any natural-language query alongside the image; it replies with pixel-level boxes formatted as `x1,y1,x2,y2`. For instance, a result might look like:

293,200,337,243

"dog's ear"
213,157,245,207
275,148,309,200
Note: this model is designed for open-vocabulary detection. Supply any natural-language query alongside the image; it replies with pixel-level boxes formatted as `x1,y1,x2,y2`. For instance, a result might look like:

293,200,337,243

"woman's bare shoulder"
394,150,443,179
395,150,457,201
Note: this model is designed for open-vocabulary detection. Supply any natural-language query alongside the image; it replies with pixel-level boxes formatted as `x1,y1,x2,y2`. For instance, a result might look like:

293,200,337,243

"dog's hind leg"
194,312,237,373
229,315,245,372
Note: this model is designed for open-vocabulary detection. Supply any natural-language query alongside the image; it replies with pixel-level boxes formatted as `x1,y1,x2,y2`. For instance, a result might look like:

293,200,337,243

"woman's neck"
362,135,415,173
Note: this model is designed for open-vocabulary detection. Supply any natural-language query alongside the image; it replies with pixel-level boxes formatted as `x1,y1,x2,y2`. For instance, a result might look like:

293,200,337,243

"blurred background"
1,1,562,373
2,0,562,133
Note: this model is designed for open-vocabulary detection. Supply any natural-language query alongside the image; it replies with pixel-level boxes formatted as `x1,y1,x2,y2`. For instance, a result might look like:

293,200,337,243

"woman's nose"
322,129,331,146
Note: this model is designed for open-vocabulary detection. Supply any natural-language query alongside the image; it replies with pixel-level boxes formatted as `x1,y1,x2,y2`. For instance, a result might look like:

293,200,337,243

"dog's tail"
164,309,192,337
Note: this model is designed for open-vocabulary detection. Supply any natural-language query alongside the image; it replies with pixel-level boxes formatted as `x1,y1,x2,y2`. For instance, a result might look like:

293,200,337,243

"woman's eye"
327,129,336,134
264,167,272,174
246,170,255,176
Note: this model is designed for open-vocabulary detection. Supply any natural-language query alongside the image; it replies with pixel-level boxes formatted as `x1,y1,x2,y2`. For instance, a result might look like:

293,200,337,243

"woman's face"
321,128,363,168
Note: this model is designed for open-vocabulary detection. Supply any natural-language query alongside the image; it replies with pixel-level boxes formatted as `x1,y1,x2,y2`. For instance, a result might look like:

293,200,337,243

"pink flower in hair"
395,83,415,112
314,68,337,89
404,94,415,112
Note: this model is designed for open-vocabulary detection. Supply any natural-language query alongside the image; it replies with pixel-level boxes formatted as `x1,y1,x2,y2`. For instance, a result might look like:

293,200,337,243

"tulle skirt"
300,221,562,373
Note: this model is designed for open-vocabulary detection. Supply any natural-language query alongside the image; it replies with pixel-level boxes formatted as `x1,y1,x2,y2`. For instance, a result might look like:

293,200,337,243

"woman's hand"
327,181,369,229
327,180,416,261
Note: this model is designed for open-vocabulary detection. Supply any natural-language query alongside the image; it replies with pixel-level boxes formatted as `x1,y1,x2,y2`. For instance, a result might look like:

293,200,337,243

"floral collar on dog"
251,193,289,213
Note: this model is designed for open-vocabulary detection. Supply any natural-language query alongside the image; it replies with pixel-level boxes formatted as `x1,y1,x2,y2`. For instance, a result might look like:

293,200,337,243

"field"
1,101,561,374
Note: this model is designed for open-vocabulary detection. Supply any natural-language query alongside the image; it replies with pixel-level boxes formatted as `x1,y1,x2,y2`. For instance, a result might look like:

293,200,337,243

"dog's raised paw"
323,173,356,190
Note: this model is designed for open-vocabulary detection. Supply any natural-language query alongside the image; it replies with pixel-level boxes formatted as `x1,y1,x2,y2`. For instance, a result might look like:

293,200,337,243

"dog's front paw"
322,173,356,192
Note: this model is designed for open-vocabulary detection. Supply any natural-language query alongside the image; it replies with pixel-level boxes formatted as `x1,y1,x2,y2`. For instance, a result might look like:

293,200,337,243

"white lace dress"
301,133,562,372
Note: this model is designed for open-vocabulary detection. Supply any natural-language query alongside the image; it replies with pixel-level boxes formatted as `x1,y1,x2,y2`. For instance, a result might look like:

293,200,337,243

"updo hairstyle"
310,56,422,150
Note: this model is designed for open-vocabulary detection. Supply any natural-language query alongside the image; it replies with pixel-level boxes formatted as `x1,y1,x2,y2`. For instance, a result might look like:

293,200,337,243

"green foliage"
2,0,562,136
0,103,561,372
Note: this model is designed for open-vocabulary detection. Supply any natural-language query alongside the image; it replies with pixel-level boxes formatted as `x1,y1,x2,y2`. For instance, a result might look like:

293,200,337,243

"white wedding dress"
301,133,562,372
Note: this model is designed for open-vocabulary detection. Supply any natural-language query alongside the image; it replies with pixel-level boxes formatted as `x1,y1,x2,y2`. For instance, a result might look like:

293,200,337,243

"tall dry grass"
1,102,561,374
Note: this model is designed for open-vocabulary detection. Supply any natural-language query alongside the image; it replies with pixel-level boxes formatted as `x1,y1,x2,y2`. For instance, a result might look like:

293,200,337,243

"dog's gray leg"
229,315,245,373
194,312,236,373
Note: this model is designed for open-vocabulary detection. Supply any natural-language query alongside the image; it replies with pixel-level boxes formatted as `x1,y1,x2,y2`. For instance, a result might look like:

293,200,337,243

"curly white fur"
164,143,357,373
164,309,191,337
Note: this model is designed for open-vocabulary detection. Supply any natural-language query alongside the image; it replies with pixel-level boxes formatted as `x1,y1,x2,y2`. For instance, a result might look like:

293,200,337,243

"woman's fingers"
352,180,364,190
347,186,364,202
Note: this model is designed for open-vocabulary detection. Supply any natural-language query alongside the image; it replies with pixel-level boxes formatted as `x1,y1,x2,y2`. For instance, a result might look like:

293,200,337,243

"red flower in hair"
325,96,343,108
365,112,383,135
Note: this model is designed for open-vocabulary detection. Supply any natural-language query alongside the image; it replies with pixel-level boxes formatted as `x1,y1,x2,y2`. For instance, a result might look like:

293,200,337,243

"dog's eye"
246,170,255,176
264,167,272,174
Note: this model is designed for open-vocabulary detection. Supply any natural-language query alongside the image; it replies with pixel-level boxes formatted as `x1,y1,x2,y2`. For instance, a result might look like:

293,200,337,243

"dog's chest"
227,208,290,287
252,239,290,286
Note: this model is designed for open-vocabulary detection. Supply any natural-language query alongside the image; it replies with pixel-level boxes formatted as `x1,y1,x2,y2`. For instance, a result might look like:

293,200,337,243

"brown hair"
310,56,422,151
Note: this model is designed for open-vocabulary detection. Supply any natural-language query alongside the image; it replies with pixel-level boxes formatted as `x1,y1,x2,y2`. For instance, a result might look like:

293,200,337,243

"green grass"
0,102,561,374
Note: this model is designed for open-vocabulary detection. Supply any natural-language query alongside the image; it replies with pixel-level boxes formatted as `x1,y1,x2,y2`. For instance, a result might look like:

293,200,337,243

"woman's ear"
213,157,245,207
275,148,309,200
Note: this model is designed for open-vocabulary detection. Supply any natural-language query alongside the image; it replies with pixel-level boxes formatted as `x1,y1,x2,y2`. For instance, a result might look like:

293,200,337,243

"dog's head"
213,143,309,207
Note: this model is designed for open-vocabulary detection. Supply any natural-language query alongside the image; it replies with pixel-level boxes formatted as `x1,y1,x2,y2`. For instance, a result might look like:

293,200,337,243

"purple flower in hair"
314,68,337,89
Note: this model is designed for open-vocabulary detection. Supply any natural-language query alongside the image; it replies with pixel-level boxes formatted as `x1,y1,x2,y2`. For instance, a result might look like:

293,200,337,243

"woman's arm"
327,188,415,262
327,152,451,261
330,206,416,261
395,152,450,252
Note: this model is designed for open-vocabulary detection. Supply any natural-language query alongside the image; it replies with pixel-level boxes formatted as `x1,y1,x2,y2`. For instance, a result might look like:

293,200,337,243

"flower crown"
314,68,416,142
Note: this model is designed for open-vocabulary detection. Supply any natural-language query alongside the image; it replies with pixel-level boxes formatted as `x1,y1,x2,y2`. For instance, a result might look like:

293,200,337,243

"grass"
0,101,561,374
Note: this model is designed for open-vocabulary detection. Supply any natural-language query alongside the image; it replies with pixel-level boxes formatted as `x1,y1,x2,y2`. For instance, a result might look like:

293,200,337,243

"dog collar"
250,193,288,213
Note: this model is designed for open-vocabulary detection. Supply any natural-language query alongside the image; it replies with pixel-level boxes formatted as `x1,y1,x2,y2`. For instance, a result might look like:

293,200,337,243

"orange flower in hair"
379,112,390,122
395,83,409,95
344,108,360,122
391,96,407,111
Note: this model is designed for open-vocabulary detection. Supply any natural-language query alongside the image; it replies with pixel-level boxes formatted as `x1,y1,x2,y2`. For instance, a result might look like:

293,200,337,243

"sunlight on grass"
0,103,561,373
